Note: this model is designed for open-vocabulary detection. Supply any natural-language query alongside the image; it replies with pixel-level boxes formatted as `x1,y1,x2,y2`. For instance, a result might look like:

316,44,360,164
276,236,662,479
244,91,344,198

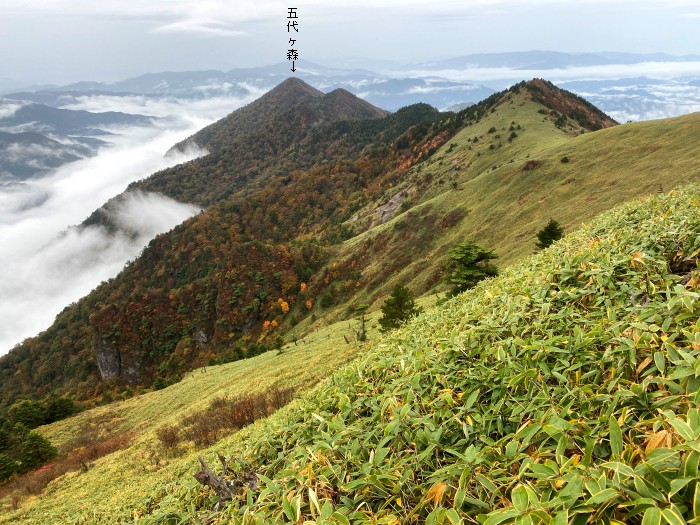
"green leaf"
512,485,529,512
644,462,672,493
654,352,666,374
330,512,351,525
586,488,619,505
445,508,462,525
559,476,583,501
610,416,623,458
683,451,700,478
663,411,699,442
464,389,480,409
321,501,333,520
642,507,662,525
661,504,686,525
483,509,520,525
670,477,694,498
634,476,665,502
602,461,635,478
552,510,568,525
308,487,321,516
514,515,534,525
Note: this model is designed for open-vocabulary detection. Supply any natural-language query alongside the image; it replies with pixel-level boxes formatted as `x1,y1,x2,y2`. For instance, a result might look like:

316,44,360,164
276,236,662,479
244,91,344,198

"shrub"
19,432,58,471
7,400,45,428
535,218,565,250
178,386,295,448
156,425,181,450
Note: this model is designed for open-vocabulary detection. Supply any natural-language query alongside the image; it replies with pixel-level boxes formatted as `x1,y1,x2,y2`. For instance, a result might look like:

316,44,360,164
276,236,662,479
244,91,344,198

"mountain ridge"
0,78,693,411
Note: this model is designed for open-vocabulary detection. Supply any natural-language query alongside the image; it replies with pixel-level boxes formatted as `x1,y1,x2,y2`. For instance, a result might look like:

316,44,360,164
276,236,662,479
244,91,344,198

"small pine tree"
446,242,498,296
354,304,369,342
535,219,564,250
378,284,422,332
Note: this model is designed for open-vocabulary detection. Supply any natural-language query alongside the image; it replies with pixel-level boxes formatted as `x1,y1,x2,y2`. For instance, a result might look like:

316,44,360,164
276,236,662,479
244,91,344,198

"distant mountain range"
0,131,98,183
0,101,155,136
3,61,494,112
0,99,157,182
4,51,700,121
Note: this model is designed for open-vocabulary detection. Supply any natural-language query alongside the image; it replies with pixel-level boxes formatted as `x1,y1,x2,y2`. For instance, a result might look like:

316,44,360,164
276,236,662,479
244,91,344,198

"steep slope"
148,185,699,524
0,81,445,407
316,80,693,318
0,79,690,412
3,186,700,523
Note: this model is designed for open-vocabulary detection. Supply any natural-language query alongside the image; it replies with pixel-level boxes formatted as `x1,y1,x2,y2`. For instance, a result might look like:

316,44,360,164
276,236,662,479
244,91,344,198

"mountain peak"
260,77,324,105
521,78,617,130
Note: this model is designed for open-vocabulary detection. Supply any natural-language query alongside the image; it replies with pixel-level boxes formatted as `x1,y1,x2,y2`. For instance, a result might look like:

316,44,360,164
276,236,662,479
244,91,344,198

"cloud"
107,190,201,234
577,82,700,122
1,0,696,17
61,88,266,121
152,18,247,36
0,99,28,119
0,93,256,354
398,61,700,84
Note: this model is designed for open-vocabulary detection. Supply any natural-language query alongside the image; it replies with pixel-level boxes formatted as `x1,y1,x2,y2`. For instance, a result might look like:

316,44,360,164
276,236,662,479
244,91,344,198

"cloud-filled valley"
0,94,260,354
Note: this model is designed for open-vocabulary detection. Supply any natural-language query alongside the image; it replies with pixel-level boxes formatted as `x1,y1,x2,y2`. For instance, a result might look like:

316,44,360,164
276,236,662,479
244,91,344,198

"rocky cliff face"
94,339,140,383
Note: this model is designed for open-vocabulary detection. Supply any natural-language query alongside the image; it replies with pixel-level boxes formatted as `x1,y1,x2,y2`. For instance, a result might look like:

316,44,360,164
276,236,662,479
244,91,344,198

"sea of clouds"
0,91,263,354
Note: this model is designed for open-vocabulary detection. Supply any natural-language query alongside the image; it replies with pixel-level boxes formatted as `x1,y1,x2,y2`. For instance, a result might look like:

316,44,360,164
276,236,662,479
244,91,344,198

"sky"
1,0,700,85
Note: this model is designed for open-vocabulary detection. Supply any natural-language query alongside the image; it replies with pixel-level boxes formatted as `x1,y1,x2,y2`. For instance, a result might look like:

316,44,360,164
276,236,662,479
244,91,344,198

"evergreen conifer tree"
378,285,422,332
535,219,565,250
446,242,498,296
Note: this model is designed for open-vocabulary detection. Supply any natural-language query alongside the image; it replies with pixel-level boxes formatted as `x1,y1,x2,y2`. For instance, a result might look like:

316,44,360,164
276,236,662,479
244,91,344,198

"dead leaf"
645,430,672,454
426,482,447,507
636,357,653,374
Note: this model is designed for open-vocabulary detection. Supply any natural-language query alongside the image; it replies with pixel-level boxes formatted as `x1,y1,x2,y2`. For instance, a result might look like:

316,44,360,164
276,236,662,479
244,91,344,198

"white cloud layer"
0,99,27,119
61,89,267,121
0,93,257,354
399,61,700,84
152,18,248,37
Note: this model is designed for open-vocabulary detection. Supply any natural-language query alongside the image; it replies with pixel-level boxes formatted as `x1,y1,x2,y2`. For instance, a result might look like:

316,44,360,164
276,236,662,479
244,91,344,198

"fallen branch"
193,453,258,511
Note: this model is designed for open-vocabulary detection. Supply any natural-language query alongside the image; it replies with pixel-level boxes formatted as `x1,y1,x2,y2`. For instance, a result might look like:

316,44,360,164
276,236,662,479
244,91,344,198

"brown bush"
179,386,295,448
523,160,541,171
156,424,181,450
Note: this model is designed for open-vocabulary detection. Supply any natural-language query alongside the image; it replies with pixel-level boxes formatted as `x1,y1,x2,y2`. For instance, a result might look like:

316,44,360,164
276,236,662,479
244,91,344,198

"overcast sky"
1,0,700,85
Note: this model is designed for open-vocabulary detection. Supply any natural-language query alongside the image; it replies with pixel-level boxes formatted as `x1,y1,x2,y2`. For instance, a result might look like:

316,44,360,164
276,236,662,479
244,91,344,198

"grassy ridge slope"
3,185,700,523
132,186,700,524
332,103,700,314
0,318,372,523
